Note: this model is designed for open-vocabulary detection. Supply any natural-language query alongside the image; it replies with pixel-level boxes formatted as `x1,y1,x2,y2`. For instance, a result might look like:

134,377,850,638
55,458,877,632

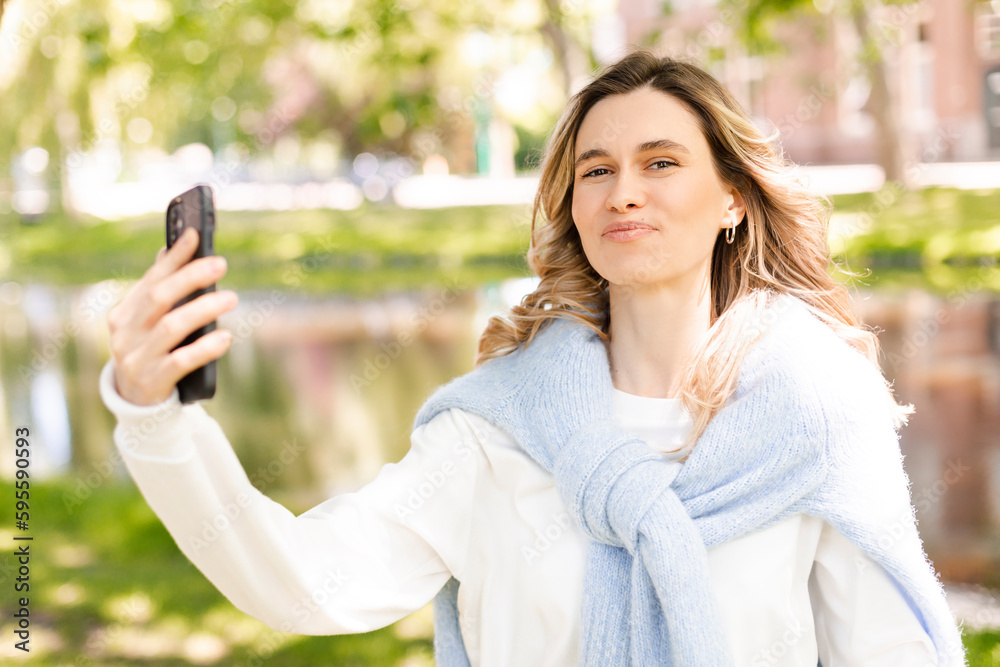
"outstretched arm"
100,361,485,634
102,223,483,634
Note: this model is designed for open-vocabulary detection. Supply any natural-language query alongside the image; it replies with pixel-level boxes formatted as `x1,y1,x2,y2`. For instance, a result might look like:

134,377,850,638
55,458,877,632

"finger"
109,241,188,334
145,290,239,357
159,328,234,387
110,232,216,356
140,255,227,326
144,227,201,284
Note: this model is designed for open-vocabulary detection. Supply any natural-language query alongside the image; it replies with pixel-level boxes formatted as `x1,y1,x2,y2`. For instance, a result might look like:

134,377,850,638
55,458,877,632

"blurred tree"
0,0,112,215
0,0,296,215
719,0,920,188
0,0,599,221
291,0,594,171
539,0,593,96
293,0,495,162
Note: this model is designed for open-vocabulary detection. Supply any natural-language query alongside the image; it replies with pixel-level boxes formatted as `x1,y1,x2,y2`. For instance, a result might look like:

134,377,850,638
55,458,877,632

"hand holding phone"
165,185,219,403
107,187,236,407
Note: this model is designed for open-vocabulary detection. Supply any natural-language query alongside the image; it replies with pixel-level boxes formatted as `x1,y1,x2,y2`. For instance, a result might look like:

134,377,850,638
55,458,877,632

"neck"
607,270,713,399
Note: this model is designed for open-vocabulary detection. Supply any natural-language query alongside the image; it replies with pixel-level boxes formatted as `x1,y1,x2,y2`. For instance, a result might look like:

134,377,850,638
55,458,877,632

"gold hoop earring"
725,224,735,244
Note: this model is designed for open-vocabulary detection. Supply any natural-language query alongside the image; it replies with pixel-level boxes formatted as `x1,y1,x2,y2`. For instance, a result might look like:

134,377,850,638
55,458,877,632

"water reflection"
30,370,72,470
1,281,998,583
208,289,481,506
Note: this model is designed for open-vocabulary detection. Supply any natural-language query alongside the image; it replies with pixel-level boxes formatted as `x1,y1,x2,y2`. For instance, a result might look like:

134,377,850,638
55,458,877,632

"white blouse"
98,360,937,666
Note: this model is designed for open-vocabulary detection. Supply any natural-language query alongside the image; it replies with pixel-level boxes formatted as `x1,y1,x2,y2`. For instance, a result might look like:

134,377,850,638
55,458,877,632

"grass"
1,477,996,664
827,186,1000,294
966,632,1000,667
0,186,997,295
0,478,435,665
0,204,533,296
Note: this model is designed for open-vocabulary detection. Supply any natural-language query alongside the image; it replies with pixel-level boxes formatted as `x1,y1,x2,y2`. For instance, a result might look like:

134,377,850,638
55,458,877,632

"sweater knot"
554,420,683,554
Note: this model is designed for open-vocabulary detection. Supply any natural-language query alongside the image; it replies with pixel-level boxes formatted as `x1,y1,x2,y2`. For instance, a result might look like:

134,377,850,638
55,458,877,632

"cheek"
570,189,589,226
573,192,603,231
571,185,607,234
570,194,591,244
570,193,602,264
676,174,722,220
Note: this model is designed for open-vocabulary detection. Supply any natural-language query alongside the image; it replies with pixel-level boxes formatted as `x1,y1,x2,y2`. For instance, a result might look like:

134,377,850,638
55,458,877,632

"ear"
721,187,747,230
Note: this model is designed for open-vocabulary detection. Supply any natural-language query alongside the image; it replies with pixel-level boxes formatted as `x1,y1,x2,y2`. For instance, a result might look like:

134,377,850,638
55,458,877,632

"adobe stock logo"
522,512,572,565
350,279,462,393
394,437,475,523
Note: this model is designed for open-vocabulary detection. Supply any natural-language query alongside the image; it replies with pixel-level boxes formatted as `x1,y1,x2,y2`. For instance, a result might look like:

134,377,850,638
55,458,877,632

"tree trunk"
539,0,591,98
851,1,914,188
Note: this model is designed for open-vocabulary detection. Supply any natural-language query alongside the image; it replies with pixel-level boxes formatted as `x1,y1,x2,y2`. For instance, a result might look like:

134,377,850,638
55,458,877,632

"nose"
605,170,645,213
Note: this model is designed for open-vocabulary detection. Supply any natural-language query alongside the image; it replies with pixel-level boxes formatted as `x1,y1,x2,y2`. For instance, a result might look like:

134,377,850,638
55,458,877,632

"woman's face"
570,87,744,290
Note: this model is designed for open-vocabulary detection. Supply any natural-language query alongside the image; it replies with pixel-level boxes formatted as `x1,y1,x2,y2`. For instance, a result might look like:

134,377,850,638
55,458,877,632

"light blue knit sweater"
412,291,966,666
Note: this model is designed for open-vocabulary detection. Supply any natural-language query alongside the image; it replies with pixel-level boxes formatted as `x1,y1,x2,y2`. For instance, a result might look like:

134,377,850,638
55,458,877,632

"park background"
1,0,1000,664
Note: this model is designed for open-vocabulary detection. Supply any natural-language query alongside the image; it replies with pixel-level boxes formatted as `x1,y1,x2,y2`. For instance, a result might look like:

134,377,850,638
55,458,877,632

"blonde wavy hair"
476,49,913,453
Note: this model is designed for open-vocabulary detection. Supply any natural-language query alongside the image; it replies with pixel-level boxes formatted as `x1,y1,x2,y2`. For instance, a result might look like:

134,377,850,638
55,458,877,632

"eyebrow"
574,139,690,169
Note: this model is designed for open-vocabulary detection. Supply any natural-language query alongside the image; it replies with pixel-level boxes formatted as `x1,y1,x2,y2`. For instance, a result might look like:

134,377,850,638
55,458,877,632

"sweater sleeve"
809,519,938,666
98,359,485,635
788,304,966,665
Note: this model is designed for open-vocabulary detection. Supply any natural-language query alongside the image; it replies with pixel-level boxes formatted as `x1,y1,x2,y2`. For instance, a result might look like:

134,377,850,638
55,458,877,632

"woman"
102,50,966,665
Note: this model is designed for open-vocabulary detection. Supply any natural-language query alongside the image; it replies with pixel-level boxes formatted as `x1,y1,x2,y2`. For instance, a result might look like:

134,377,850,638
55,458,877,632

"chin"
588,252,673,287
594,266,672,289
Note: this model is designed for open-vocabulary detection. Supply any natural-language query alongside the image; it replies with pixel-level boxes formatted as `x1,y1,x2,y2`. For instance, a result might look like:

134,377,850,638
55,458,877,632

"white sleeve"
809,519,938,666
99,359,486,635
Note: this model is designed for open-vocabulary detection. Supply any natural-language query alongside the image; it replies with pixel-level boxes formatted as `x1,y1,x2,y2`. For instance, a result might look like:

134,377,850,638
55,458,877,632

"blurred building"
619,0,1000,164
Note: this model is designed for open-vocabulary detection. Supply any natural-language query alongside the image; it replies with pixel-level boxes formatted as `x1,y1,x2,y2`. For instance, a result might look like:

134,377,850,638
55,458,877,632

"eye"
582,167,611,178
649,159,677,170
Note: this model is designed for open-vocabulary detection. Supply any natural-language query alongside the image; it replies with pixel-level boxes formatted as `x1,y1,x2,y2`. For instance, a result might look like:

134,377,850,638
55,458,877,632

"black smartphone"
165,185,217,403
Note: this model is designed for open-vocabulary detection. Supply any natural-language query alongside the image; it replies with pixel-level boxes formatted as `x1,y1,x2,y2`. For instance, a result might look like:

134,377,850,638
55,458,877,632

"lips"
601,221,657,241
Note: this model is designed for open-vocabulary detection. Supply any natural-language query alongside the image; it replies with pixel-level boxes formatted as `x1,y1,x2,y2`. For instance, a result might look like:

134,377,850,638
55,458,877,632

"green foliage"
828,187,1000,294
513,123,548,172
964,631,1000,667
719,0,819,57
719,0,921,61
1,188,998,295
0,0,592,196
0,204,533,294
